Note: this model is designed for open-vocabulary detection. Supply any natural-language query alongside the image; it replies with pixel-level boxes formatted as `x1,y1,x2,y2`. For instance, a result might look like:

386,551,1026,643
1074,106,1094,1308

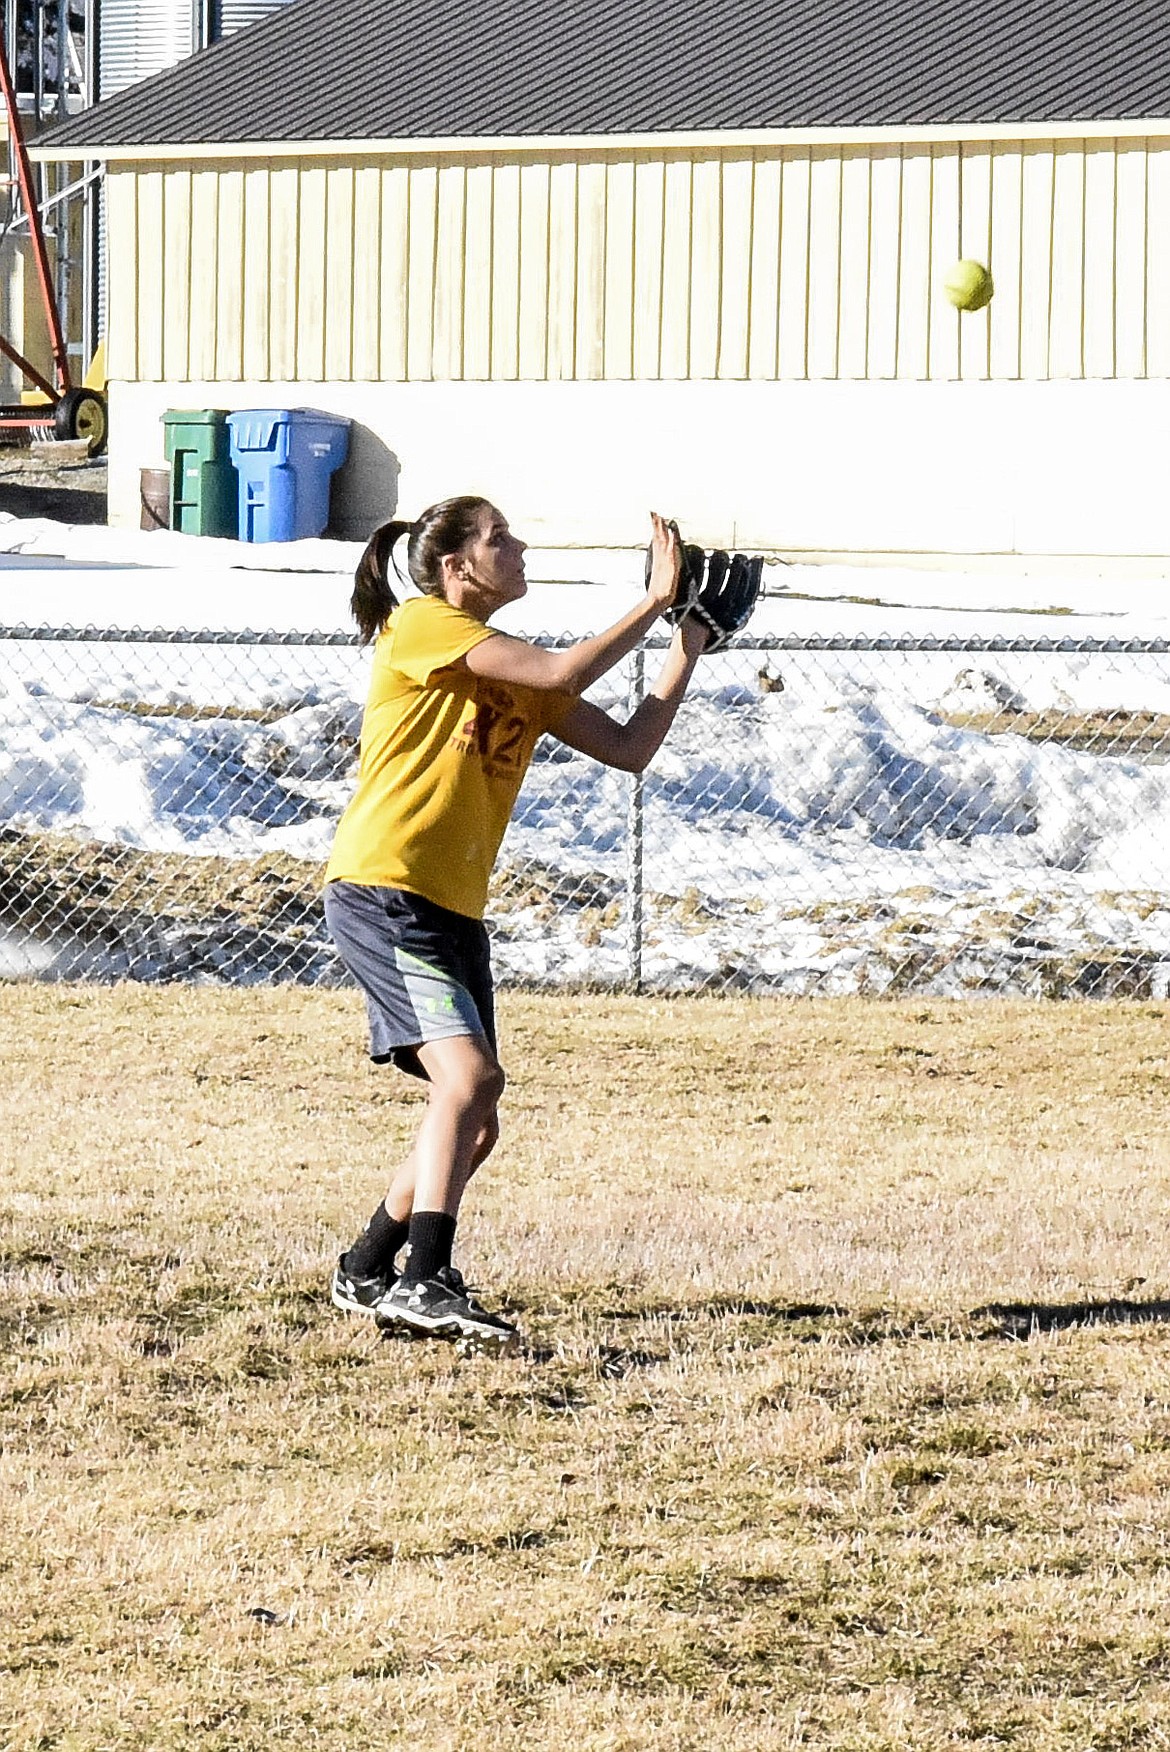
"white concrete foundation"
109,377,1170,560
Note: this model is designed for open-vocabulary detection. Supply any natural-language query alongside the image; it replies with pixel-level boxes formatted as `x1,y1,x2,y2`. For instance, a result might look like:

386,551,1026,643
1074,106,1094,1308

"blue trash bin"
226,408,351,542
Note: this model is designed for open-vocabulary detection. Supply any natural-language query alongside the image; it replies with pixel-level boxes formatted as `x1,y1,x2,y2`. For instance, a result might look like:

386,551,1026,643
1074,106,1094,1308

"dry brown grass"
937,708,1170,756
3,986,1170,1751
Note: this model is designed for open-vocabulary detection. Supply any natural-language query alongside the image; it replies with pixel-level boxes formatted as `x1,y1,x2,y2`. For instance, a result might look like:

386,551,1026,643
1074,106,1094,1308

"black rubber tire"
53,387,108,457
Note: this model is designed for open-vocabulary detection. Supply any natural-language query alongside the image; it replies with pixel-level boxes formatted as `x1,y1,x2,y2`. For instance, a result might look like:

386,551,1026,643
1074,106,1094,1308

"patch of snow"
1,534,1169,992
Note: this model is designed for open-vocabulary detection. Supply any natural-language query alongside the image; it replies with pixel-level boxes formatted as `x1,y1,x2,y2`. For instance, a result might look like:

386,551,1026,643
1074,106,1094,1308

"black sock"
342,1204,410,1281
399,1211,457,1285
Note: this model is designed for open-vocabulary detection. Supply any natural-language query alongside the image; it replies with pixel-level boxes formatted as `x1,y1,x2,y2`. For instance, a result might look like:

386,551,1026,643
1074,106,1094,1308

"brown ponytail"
351,520,411,644
350,496,493,643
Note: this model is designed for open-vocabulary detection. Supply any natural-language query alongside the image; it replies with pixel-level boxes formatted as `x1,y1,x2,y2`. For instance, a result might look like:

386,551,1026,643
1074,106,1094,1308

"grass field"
4,986,1170,1751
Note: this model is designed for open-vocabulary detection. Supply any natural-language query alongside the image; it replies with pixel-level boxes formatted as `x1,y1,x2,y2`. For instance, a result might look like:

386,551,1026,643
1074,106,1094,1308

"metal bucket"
139,466,171,530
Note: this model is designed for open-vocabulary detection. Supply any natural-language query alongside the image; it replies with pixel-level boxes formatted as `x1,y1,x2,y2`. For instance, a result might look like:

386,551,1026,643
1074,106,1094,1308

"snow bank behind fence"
1,623,1169,998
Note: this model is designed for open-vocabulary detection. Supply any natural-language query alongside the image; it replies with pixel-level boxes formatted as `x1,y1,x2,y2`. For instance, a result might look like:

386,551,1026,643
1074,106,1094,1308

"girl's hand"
645,511,682,611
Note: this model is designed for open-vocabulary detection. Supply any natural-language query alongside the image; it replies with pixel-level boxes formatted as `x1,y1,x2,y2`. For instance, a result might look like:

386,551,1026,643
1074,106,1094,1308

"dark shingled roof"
41,0,1170,150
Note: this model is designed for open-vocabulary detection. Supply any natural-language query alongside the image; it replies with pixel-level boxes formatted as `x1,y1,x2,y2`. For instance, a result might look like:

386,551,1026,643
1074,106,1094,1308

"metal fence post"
626,646,646,993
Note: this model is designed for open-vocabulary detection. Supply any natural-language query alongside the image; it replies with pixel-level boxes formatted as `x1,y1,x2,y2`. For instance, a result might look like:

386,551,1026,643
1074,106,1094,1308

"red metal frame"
0,16,74,426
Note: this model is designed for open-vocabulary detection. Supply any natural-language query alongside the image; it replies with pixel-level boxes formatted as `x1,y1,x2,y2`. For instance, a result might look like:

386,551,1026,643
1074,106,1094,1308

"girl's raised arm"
461,512,681,696
551,614,709,772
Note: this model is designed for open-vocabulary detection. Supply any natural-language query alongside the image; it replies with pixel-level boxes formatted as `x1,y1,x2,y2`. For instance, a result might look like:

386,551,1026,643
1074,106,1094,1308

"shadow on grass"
973,1298,1170,1338
595,1297,845,1323
510,1295,1170,1360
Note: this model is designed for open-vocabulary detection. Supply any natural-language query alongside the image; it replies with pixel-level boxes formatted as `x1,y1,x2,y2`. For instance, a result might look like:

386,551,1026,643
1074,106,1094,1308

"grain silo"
98,0,293,98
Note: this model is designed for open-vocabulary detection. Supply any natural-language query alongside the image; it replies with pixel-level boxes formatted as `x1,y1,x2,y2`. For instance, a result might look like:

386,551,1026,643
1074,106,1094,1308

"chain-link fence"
2,622,1169,998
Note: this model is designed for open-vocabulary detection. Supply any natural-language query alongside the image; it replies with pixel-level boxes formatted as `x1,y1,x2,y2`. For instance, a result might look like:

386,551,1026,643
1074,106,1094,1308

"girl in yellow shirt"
325,496,708,1352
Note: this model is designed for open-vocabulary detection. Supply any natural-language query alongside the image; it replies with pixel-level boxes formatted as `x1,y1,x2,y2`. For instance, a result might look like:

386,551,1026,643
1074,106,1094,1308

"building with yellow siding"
32,0,1170,561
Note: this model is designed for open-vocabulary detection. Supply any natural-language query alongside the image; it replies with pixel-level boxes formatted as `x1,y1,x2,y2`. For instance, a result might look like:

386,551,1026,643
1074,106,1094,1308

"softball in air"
943,258,994,312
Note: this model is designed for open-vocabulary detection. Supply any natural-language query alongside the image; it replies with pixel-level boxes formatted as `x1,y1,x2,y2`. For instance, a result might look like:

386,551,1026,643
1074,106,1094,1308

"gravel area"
0,444,108,524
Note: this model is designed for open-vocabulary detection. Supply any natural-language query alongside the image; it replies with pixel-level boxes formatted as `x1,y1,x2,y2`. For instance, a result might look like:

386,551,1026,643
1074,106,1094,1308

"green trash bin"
161,409,238,538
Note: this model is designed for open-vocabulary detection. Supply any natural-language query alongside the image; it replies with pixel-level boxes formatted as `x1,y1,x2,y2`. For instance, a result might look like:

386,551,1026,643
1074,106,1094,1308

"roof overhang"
30,116,1170,163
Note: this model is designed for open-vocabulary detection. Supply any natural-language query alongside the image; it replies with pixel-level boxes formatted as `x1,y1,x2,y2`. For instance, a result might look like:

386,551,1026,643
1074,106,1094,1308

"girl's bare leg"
381,1110,499,1222
387,1033,504,1219
375,1034,519,1346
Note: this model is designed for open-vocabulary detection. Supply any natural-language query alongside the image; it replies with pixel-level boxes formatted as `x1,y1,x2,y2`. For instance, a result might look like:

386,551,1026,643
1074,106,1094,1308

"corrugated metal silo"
214,0,291,38
97,0,294,99
97,0,200,99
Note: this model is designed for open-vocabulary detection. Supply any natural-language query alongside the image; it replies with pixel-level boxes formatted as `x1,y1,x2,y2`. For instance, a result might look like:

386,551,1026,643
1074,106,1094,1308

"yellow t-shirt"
325,595,575,919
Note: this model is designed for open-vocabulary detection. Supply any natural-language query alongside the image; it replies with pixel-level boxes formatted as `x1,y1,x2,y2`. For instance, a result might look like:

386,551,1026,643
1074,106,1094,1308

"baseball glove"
687,549,765,651
646,521,764,651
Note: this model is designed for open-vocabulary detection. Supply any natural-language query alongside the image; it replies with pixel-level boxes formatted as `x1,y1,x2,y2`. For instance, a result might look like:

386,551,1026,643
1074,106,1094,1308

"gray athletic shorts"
324,881,496,1080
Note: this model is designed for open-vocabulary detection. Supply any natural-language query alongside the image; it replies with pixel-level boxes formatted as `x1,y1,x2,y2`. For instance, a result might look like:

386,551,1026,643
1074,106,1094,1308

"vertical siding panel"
379,163,409,381
603,159,635,378
958,145,992,379
928,144,960,379
546,160,577,379
689,156,722,377
659,158,692,377
988,144,1023,378
1114,143,1147,378
187,169,219,381
489,162,521,379
350,164,382,380
463,162,494,379
161,168,191,382
1082,144,1116,378
1146,145,1170,375
214,169,244,380
1019,144,1055,378
323,167,355,380
109,184,136,374
296,165,327,379
406,163,438,380
241,167,270,381
135,172,164,381
866,146,901,377
267,165,299,381
806,149,843,377
1049,145,1085,376
777,151,811,378
105,172,138,380
895,148,932,377
575,160,607,379
433,162,466,380
836,151,871,378
747,153,780,378
718,154,753,378
632,158,665,378
517,161,550,378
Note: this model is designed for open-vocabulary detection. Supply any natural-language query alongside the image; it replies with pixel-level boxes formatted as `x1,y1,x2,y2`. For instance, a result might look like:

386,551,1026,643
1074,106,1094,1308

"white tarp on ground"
4,509,1170,635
